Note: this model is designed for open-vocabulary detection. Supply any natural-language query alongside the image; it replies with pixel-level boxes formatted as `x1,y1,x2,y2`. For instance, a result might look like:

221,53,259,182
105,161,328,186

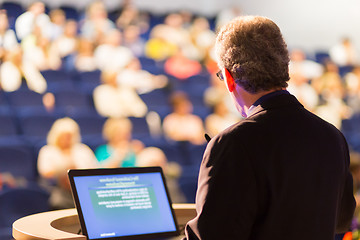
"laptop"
68,167,181,240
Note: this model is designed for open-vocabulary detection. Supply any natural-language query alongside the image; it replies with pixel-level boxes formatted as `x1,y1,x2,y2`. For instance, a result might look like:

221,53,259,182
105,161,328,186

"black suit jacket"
184,93,355,240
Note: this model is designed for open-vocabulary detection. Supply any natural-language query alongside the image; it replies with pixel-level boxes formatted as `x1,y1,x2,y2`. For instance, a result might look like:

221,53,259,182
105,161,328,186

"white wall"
236,0,360,54
2,0,360,54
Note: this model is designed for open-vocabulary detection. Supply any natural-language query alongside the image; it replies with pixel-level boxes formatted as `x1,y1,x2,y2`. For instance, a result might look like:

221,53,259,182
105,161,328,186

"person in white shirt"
329,37,358,67
38,117,97,209
94,29,134,72
93,70,148,118
0,10,18,56
15,2,51,40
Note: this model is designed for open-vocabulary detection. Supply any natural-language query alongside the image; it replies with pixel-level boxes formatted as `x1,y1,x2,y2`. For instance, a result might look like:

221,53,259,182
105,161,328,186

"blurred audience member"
1,11,47,93
0,10,22,91
145,35,178,61
329,37,358,67
146,13,198,61
137,147,186,203
117,57,168,94
0,10,19,61
163,91,205,145
189,17,216,62
350,151,360,224
205,98,241,137
15,1,51,40
345,66,360,114
75,38,97,72
80,0,115,45
21,25,61,71
312,60,345,101
289,49,323,80
312,61,352,129
164,48,202,80
95,117,144,168
38,117,97,209
287,70,319,112
52,20,79,71
93,70,148,118
122,25,145,57
94,29,134,72
47,9,66,41
116,5,149,34
204,74,238,116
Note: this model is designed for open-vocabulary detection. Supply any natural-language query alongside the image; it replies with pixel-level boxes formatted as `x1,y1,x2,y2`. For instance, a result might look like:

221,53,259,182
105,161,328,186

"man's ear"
225,68,235,92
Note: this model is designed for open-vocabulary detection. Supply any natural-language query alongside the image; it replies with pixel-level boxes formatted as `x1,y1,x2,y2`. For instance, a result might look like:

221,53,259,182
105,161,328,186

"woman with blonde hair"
95,117,144,167
37,117,97,209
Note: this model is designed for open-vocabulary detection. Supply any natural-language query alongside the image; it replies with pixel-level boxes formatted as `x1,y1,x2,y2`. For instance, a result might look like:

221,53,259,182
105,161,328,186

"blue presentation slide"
73,172,177,239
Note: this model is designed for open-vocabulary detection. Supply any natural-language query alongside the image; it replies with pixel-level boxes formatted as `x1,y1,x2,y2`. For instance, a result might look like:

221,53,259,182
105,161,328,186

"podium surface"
13,203,196,240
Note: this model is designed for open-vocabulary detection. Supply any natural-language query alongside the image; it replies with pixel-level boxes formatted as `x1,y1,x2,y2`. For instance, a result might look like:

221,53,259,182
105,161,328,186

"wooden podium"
12,203,196,240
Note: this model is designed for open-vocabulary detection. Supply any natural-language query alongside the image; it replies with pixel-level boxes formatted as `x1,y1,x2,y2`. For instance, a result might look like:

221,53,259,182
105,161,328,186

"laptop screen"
68,167,179,240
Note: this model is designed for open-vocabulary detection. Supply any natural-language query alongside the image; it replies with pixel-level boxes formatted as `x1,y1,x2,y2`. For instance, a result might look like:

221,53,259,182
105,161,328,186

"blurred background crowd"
1,0,360,238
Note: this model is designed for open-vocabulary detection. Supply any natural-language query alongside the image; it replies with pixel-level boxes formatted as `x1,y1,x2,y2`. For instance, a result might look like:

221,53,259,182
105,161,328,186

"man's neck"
236,87,286,117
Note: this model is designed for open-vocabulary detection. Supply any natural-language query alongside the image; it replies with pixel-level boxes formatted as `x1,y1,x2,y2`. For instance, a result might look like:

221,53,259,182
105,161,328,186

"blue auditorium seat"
54,90,94,115
0,2,23,30
0,186,50,239
128,116,152,142
59,5,79,20
71,113,106,150
0,111,19,137
77,70,102,94
6,90,43,109
140,89,171,117
17,113,57,147
0,145,36,181
41,69,76,92
314,51,330,64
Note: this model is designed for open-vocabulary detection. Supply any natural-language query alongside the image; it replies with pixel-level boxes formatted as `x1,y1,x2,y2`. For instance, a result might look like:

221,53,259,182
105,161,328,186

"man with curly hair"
183,16,355,240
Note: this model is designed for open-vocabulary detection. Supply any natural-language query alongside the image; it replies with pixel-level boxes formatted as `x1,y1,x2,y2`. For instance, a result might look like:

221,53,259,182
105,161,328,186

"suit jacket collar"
247,92,303,118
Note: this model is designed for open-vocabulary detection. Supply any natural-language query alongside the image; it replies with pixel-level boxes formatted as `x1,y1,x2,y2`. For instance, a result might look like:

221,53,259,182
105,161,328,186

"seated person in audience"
163,91,205,145
21,25,62,71
80,0,115,45
0,10,19,62
330,37,358,67
93,70,148,118
0,11,47,93
164,47,202,80
95,117,144,168
345,66,360,114
117,57,168,94
116,5,149,34
122,25,146,57
287,69,319,112
145,14,192,61
0,10,21,91
75,38,98,72
94,29,134,72
37,117,97,209
15,1,51,41
189,17,216,63
289,48,323,80
204,74,238,116
312,60,352,129
47,9,66,41
205,98,241,137
149,13,199,60
136,147,186,203
52,20,79,71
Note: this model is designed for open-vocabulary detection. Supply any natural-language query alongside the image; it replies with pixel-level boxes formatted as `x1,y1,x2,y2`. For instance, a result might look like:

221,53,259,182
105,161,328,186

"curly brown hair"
215,16,290,93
